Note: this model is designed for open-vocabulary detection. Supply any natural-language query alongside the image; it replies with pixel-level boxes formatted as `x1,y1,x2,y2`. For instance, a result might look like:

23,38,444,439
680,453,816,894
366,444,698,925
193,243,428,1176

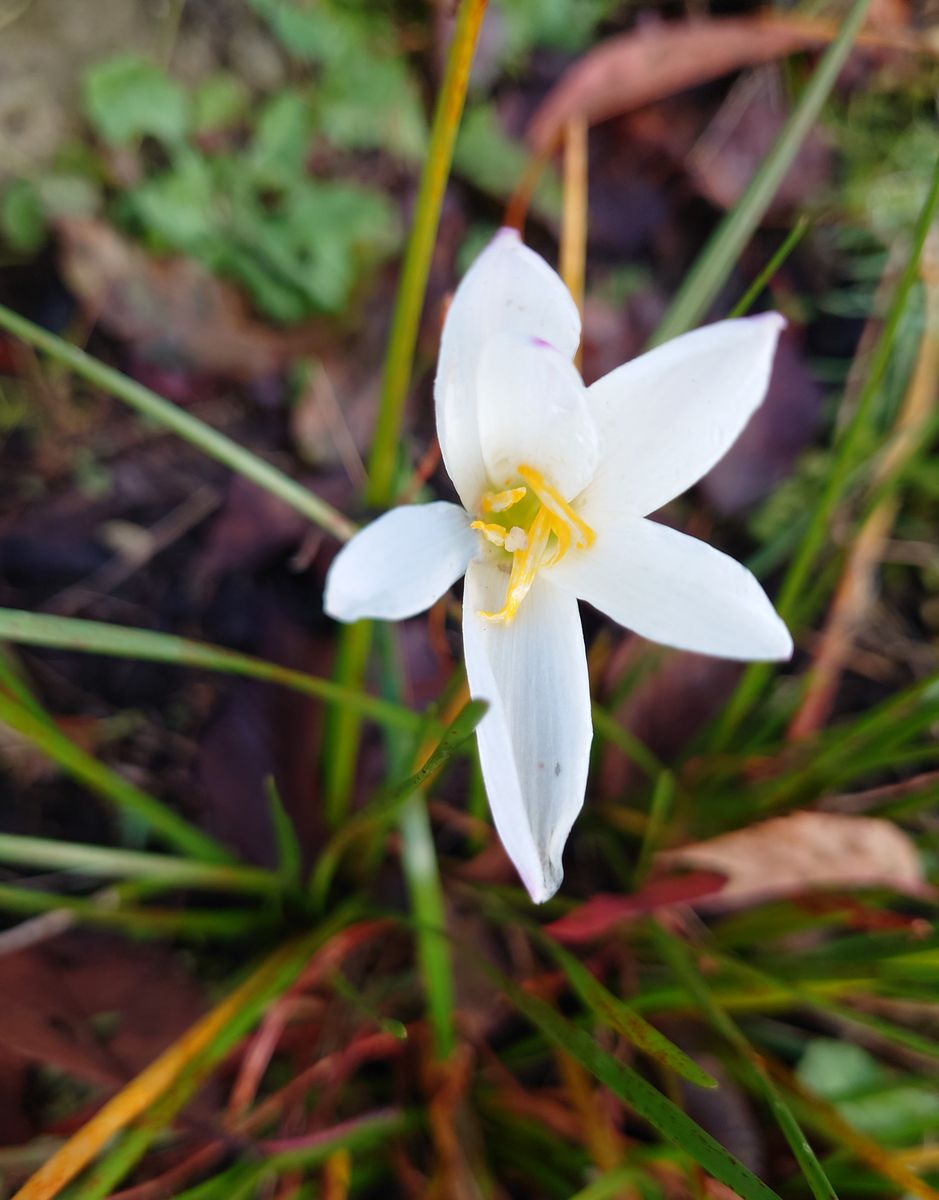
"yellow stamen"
473,467,596,624
480,509,553,623
518,464,595,548
470,519,508,548
481,486,528,514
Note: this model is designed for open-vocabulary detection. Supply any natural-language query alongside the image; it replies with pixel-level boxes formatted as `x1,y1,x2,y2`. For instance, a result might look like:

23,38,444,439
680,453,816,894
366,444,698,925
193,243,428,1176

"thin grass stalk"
327,0,488,1060
0,833,280,894
325,0,489,823
650,0,875,345
714,151,939,746
0,608,423,733
365,0,489,503
0,305,354,542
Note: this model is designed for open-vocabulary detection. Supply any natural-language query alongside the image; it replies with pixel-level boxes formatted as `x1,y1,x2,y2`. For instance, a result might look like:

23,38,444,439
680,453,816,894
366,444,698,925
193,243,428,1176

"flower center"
470,464,595,623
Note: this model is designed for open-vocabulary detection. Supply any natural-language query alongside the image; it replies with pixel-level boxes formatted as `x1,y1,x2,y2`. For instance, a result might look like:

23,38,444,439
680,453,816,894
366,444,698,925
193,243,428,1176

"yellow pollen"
517,464,595,549
481,486,528,514
470,520,508,548
475,465,596,624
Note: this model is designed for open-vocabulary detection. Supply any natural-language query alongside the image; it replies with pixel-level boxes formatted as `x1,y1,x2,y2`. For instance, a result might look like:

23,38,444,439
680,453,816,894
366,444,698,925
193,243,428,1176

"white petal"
548,515,792,661
578,313,785,522
463,560,592,902
435,228,581,511
324,502,474,622
476,334,598,500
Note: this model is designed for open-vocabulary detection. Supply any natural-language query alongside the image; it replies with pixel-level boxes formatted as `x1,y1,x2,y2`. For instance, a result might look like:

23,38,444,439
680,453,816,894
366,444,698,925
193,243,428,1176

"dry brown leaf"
526,12,933,155
56,217,320,381
656,812,928,910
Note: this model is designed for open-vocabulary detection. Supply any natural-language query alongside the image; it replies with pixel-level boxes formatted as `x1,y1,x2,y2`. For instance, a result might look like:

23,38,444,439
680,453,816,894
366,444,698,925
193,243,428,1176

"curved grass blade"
652,925,840,1200
490,964,783,1200
539,933,718,1091
0,306,355,543
310,698,487,907
0,833,279,894
651,0,874,344
0,608,423,734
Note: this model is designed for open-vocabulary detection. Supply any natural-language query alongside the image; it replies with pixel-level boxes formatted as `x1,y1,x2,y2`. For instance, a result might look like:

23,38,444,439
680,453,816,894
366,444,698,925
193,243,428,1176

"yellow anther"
517,464,595,548
480,510,553,623
473,466,595,624
481,486,528,514
470,519,507,548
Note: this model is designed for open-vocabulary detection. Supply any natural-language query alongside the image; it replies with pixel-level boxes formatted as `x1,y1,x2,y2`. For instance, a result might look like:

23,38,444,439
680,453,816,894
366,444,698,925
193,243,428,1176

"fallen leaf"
656,812,929,910
545,871,726,944
56,217,320,381
526,15,830,154
0,933,206,1094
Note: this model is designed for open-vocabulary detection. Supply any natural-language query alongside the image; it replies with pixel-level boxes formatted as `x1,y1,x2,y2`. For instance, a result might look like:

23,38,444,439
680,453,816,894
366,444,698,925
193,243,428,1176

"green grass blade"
265,777,303,888
493,966,783,1200
0,882,269,939
0,691,232,863
728,216,811,319
365,0,489,504
0,832,279,894
714,151,939,745
650,0,874,345
310,699,487,908
0,304,355,543
539,934,719,1091
0,607,423,733
652,926,840,1200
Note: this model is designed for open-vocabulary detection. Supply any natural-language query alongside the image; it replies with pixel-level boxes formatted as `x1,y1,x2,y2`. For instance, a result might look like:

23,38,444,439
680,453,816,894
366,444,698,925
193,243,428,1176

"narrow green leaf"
728,216,810,319
264,777,303,888
651,0,875,344
0,306,355,542
0,882,268,939
0,608,423,734
652,926,840,1200
540,935,718,1091
310,699,487,907
714,150,939,745
492,966,783,1200
0,832,279,894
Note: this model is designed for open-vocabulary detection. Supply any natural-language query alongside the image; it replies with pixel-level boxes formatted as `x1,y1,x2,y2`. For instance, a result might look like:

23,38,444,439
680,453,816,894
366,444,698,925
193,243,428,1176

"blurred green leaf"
250,88,315,185
193,73,251,134
798,1040,939,1144
0,179,45,253
316,53,427,161
497,0,620,62
82,54,190,145
250,0,426,160
454,103,561,221
125,153,218,250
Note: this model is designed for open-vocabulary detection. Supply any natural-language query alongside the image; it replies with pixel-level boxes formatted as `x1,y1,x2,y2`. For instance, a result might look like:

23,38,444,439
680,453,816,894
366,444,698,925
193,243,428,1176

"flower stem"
328,0,488,1064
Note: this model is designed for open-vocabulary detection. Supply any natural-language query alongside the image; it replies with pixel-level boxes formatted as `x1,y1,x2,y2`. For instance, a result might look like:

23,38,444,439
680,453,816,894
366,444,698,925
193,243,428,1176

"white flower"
325,228,792,903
